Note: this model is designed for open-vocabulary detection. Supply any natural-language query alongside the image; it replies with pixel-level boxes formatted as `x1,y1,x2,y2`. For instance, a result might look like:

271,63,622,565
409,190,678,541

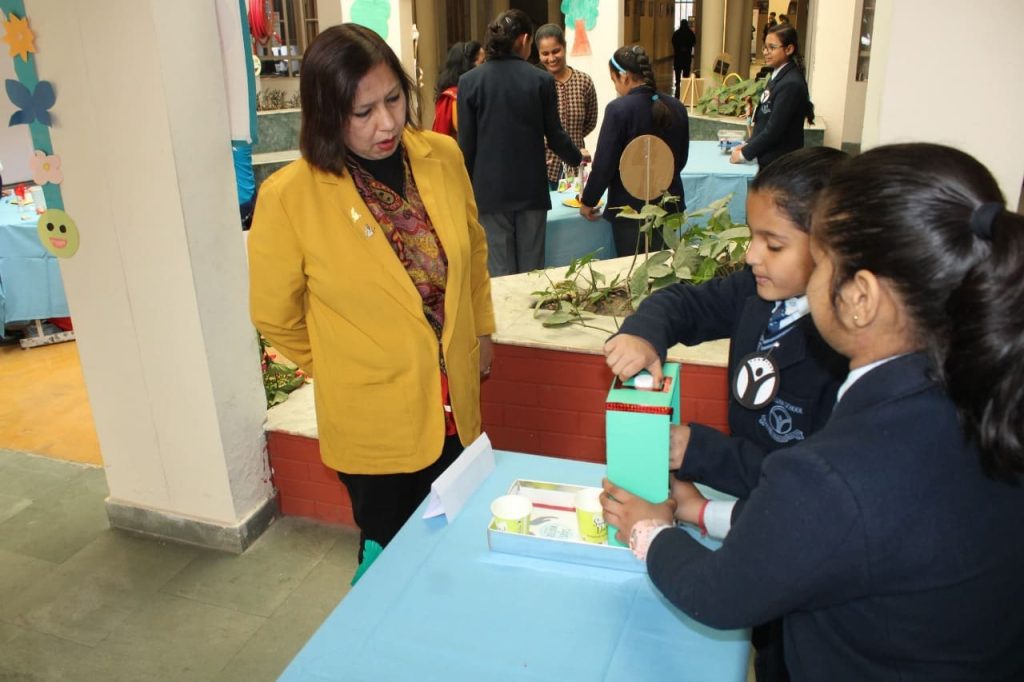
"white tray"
486,479,645,573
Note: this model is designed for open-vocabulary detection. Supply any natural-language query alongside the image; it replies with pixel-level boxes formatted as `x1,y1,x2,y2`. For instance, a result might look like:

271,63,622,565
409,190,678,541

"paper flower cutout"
30,150,63,185
1,13,36,62
6,79,55,126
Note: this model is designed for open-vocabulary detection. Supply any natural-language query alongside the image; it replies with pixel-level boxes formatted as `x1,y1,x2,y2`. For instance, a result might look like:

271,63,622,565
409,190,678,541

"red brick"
679,367,729,400
282,479,345,505
315,501,355,526
272,476,307,499
695,398,729,424
308,461,340,484
280,496,316,517
538,384,606,411
539,432,605,463
579,412,606,438
270,458,308,482
480,401,504,428
487,425,540,454
481,379,538,406
267,432,322,463
503,404,544,431
536,407,580,435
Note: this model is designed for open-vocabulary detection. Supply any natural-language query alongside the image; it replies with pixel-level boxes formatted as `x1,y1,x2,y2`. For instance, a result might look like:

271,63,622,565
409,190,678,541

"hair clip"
651,94,660,101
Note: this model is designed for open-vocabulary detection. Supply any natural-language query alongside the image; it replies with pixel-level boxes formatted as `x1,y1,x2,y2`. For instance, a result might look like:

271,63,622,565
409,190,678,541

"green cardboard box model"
605,362,681,546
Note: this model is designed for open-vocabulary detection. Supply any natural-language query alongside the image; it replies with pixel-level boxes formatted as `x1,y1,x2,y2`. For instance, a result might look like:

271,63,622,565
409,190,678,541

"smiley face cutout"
37,209,79,258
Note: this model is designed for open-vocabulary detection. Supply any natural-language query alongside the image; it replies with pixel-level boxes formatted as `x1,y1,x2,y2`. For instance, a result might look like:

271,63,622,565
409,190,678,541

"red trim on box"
605,402,674,416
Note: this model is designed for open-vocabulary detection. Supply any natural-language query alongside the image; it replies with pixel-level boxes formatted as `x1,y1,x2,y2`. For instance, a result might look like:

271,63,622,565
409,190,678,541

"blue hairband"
610,55,627,73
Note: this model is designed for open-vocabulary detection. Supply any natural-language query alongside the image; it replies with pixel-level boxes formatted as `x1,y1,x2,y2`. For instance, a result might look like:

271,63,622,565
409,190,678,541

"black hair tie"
969,201,1002,240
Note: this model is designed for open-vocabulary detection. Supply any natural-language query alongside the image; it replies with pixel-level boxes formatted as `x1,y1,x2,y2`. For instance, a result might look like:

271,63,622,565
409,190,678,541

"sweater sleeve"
248,179,314,376
580,102,626,208
677,424,769,498
615,269,755,359
647,447,863,629
456,82,478,176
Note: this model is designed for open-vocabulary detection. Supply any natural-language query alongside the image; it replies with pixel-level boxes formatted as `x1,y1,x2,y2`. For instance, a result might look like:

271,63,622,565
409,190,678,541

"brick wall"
266,343,730,525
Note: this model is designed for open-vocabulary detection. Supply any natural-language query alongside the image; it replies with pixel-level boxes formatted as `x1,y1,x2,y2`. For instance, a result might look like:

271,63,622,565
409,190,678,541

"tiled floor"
0,447,360,681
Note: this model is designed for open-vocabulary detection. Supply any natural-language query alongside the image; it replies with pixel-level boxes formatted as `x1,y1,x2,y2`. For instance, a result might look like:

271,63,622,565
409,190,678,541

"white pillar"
861,0,1024,201
724,0,753,79
806,0,860,148
699,0,725,80
317,0,344,28
32,0,274,551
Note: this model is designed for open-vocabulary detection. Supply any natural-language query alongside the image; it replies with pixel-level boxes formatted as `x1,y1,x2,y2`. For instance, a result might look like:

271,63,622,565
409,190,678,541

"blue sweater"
647,353,1024,681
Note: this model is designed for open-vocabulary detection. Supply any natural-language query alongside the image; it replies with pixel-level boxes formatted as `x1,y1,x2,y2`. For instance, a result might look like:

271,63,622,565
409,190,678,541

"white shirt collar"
775,295,809,331
835,354,905,404
770,62,790,81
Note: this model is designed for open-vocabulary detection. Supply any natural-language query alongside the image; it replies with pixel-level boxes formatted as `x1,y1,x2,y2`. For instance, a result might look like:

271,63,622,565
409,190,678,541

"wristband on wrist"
628,519,672,561
697,499,710,537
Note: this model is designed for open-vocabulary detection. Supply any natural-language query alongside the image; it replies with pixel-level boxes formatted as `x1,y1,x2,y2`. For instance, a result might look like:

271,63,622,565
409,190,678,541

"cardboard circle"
618,134,674,201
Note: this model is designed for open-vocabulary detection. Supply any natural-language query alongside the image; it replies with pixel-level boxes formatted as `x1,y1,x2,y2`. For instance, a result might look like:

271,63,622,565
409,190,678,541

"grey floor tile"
3,530,201,646
0,450,94,500
0,621,101,682
160,516,342,617
0,468,109,564
81,592,265,682
0,550,58,623
0,494,32,525
212,529,360,682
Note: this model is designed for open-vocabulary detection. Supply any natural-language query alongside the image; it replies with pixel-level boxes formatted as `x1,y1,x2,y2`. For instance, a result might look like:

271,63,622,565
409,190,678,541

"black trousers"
337,434,464,562
752,619,789,682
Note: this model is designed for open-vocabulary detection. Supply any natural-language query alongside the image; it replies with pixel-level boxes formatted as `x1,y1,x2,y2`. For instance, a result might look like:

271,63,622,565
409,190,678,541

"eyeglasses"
763,43,784,52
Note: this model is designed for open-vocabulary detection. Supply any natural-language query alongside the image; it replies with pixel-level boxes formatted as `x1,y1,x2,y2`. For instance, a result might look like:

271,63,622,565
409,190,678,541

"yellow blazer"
248,129,495,474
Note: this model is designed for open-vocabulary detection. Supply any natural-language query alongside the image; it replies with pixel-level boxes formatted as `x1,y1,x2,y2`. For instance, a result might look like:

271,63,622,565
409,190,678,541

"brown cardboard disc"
618,134,674,201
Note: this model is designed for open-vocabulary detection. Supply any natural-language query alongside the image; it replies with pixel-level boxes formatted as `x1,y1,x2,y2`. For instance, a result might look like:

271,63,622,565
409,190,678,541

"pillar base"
105,494,279,554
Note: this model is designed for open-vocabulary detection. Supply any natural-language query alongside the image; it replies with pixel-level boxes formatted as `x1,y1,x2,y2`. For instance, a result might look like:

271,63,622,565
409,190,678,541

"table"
682,140,757,224
281,451,751,682
0,195,69,336
545,191,616,267
543,141,755,268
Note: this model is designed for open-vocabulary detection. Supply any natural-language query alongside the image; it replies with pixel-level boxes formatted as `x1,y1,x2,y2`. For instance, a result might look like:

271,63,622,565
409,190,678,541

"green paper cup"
491,494,532,534
575,488,608,544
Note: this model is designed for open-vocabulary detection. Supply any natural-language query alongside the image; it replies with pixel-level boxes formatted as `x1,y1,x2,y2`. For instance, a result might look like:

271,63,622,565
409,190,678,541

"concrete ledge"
105,494,279,554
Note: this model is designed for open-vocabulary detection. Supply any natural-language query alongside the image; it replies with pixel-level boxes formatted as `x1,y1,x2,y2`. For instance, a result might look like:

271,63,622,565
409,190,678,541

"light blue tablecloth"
682,140,758,224
543,141,755,268
280,451,750,682
545,192,616,267
0,196,69,334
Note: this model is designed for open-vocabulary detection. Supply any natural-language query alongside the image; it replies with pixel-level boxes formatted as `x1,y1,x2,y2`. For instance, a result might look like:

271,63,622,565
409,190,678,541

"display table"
0,195,70,337
543,141,756,268
280,450,750,682
682,140,758,224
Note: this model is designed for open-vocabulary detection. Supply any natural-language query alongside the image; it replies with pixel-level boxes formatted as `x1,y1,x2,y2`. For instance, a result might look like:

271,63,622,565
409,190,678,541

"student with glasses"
731,23,813,169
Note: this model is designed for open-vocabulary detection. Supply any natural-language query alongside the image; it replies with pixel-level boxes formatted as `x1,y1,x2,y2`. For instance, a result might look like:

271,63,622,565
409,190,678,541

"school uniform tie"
759,301,792,351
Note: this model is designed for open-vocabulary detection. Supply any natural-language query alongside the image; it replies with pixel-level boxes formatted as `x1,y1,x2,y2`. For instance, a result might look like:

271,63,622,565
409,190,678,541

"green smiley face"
37,209,80,258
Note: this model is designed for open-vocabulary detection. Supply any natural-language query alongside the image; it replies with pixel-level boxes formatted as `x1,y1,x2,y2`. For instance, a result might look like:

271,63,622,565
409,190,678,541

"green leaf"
542,311,576,326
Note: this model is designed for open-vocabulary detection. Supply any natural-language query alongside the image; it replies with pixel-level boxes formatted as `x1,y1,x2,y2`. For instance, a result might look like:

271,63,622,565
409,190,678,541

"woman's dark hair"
435,40,480,99
766,23,814,124
534,23,565,47
299,24,418,176
813,143,1024,480
609,45,673,131
485,9,533,59
750,146,849,232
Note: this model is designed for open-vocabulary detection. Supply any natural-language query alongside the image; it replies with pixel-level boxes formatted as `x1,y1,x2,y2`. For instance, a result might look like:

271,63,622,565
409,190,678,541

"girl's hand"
603,334,662,384
729,144,747,164
670,478,708,525
601,478,676,545
479,335,494,379
579,203,601,221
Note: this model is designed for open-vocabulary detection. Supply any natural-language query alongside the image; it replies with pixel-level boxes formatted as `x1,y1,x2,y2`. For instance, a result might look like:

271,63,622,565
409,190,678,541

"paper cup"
491,494,532,534
574,488,608,544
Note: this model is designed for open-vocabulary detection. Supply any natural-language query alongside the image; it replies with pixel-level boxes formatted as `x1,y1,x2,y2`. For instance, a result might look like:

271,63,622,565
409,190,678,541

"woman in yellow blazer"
248,25,495,567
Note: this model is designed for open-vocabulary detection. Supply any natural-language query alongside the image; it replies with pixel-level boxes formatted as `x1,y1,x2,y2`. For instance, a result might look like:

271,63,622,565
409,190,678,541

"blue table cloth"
281,451,750,682
543,141,755,268
682,140,758,224
0,196,69,334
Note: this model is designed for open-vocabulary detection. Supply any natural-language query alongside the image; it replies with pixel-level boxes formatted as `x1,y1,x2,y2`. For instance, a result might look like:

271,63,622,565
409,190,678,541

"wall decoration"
37,208,78,258
0,1,71,258
29,149,61,184
561,0,598,56
350,0,390,40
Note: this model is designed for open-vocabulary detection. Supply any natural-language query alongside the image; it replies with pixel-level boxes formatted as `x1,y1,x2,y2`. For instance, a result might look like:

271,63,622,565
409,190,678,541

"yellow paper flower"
2,13,36,62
